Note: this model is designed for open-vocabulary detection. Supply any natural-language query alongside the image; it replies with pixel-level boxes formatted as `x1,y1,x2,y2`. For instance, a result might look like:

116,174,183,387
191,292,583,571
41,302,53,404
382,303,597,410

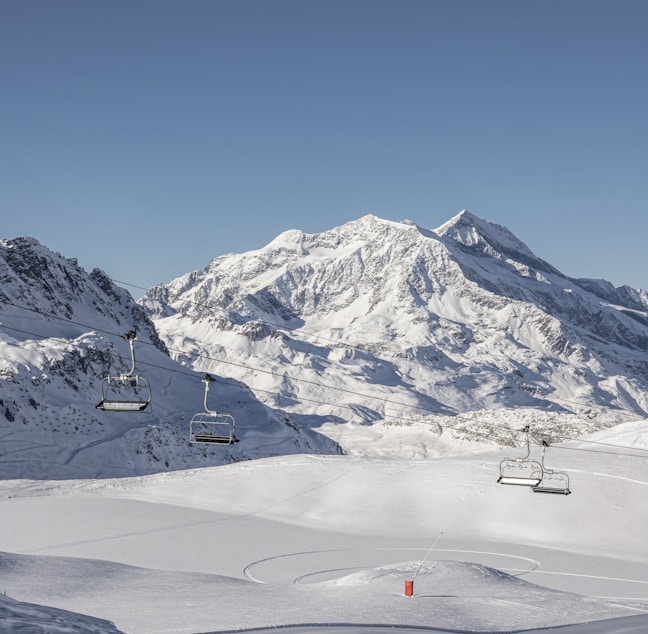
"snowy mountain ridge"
2,222,648,633
0,237,339,480
143,211,648,450
1,212,647,479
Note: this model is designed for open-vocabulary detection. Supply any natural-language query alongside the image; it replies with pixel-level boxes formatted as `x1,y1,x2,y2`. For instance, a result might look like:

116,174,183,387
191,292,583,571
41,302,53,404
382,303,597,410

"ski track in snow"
2,451,648,634
23,465,354,555
62,431,128,466
244,545,647,602
243,548,542,585
568,468,648,487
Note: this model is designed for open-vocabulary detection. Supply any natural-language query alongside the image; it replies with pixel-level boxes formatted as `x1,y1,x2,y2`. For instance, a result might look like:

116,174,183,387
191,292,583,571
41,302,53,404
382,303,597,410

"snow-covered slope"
142,212,648,451
3,212,647,478
2,226,647,634
0,593,124,634
0,237,339,480
1,420,647,634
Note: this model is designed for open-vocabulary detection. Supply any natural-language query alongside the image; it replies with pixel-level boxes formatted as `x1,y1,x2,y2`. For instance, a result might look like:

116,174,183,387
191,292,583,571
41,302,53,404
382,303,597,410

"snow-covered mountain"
2,212,647,480
0,237,339,480
142,211,648,450
2,228,648,634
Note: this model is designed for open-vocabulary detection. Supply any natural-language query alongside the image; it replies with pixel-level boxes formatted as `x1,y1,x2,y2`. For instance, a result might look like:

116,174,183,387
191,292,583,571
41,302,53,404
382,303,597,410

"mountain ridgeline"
142,212,648,439
0,237,339,479
1,213,647,479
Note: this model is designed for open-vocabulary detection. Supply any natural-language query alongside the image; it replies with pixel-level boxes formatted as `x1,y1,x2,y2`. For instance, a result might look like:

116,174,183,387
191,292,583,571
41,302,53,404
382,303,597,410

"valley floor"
0,451,647,634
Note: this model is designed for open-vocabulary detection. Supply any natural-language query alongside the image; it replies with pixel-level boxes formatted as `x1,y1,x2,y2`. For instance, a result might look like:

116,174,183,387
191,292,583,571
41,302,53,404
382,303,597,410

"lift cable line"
4,296,646,443
0,301,455,419
1,303,646,458
1,316,647,464
9,257,646,423
0,299,625,441
118,276,647,423
5,248,640,425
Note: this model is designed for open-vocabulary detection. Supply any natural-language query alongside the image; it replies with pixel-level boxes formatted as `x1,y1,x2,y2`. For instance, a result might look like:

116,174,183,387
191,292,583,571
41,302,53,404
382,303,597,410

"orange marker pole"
408,531,443,598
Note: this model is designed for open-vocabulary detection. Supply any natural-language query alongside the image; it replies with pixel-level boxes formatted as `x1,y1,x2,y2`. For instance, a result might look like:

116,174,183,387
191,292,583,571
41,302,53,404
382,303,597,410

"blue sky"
2,0,647,293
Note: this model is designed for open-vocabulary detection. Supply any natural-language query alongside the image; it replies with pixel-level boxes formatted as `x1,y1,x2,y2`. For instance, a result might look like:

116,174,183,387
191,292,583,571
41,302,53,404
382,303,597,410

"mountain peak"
435,209,522,248
434,210,557,276
343,214,413,231
440,209,478,225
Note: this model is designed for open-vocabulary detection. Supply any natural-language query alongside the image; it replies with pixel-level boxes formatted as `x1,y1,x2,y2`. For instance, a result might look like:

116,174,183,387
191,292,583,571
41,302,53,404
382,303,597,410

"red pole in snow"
406,531,443,598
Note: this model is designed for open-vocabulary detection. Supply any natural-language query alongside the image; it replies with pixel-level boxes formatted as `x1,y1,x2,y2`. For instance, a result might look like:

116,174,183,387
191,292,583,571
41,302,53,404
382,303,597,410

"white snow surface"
1,218,648,633
0,237,340,480
1,421,648,634
143,212,648,440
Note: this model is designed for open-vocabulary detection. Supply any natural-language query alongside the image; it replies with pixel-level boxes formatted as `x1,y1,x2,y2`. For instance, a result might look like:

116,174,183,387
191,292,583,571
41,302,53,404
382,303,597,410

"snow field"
1,426,647,633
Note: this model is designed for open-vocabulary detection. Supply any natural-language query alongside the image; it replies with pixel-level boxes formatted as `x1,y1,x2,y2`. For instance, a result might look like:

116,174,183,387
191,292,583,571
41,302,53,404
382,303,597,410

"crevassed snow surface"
1,422,647,634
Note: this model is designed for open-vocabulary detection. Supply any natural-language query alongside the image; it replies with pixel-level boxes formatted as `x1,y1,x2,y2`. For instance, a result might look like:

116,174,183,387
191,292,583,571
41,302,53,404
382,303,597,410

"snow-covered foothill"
0,237,339,480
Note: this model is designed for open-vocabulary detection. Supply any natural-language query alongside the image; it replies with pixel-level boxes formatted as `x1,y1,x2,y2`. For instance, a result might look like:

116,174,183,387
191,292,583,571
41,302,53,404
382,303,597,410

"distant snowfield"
1,422,648,634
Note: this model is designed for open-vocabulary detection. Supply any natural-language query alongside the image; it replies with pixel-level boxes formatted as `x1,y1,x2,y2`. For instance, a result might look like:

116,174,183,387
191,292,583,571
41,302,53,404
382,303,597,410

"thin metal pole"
412,531,443,581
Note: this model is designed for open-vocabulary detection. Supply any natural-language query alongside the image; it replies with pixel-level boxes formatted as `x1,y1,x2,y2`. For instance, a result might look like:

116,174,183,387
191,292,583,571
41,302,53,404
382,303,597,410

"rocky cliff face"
142,212,648,447
0,237,340,479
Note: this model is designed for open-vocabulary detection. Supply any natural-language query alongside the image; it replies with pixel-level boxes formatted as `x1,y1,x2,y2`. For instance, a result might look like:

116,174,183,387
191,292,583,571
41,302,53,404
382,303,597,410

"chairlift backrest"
189,374,238,445
532,441,571,495
96,331,152,412
498,426,542,487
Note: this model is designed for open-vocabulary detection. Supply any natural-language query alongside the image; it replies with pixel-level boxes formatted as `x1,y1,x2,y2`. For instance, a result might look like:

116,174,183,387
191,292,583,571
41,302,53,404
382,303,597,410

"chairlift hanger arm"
118,330,141,378
202,373,217,414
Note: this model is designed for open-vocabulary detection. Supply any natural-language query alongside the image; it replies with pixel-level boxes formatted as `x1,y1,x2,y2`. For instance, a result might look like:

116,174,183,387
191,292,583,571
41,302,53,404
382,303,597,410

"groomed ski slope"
0,421,647,634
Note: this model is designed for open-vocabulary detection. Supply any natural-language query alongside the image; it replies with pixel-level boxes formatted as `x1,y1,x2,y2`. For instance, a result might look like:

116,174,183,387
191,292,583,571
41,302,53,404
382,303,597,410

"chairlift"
532,441,571,495
96,330,152,412
497,426,543,487
190,374,238,445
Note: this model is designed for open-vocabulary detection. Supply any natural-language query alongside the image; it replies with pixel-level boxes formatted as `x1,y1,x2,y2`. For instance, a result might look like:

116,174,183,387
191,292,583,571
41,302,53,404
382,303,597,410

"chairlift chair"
190,374,238,445
532,441,571,495
498,426,543,487
96,330,152,412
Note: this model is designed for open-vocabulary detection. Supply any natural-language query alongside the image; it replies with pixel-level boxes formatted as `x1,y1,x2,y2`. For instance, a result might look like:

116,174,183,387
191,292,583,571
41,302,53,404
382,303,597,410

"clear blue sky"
2,0,647,293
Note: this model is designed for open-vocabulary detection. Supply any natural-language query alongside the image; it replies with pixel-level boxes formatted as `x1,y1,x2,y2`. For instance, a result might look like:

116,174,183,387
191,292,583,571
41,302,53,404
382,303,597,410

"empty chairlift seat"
498,426,543,487
96,330,152,412
189,374,238,445
532,441,571,495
